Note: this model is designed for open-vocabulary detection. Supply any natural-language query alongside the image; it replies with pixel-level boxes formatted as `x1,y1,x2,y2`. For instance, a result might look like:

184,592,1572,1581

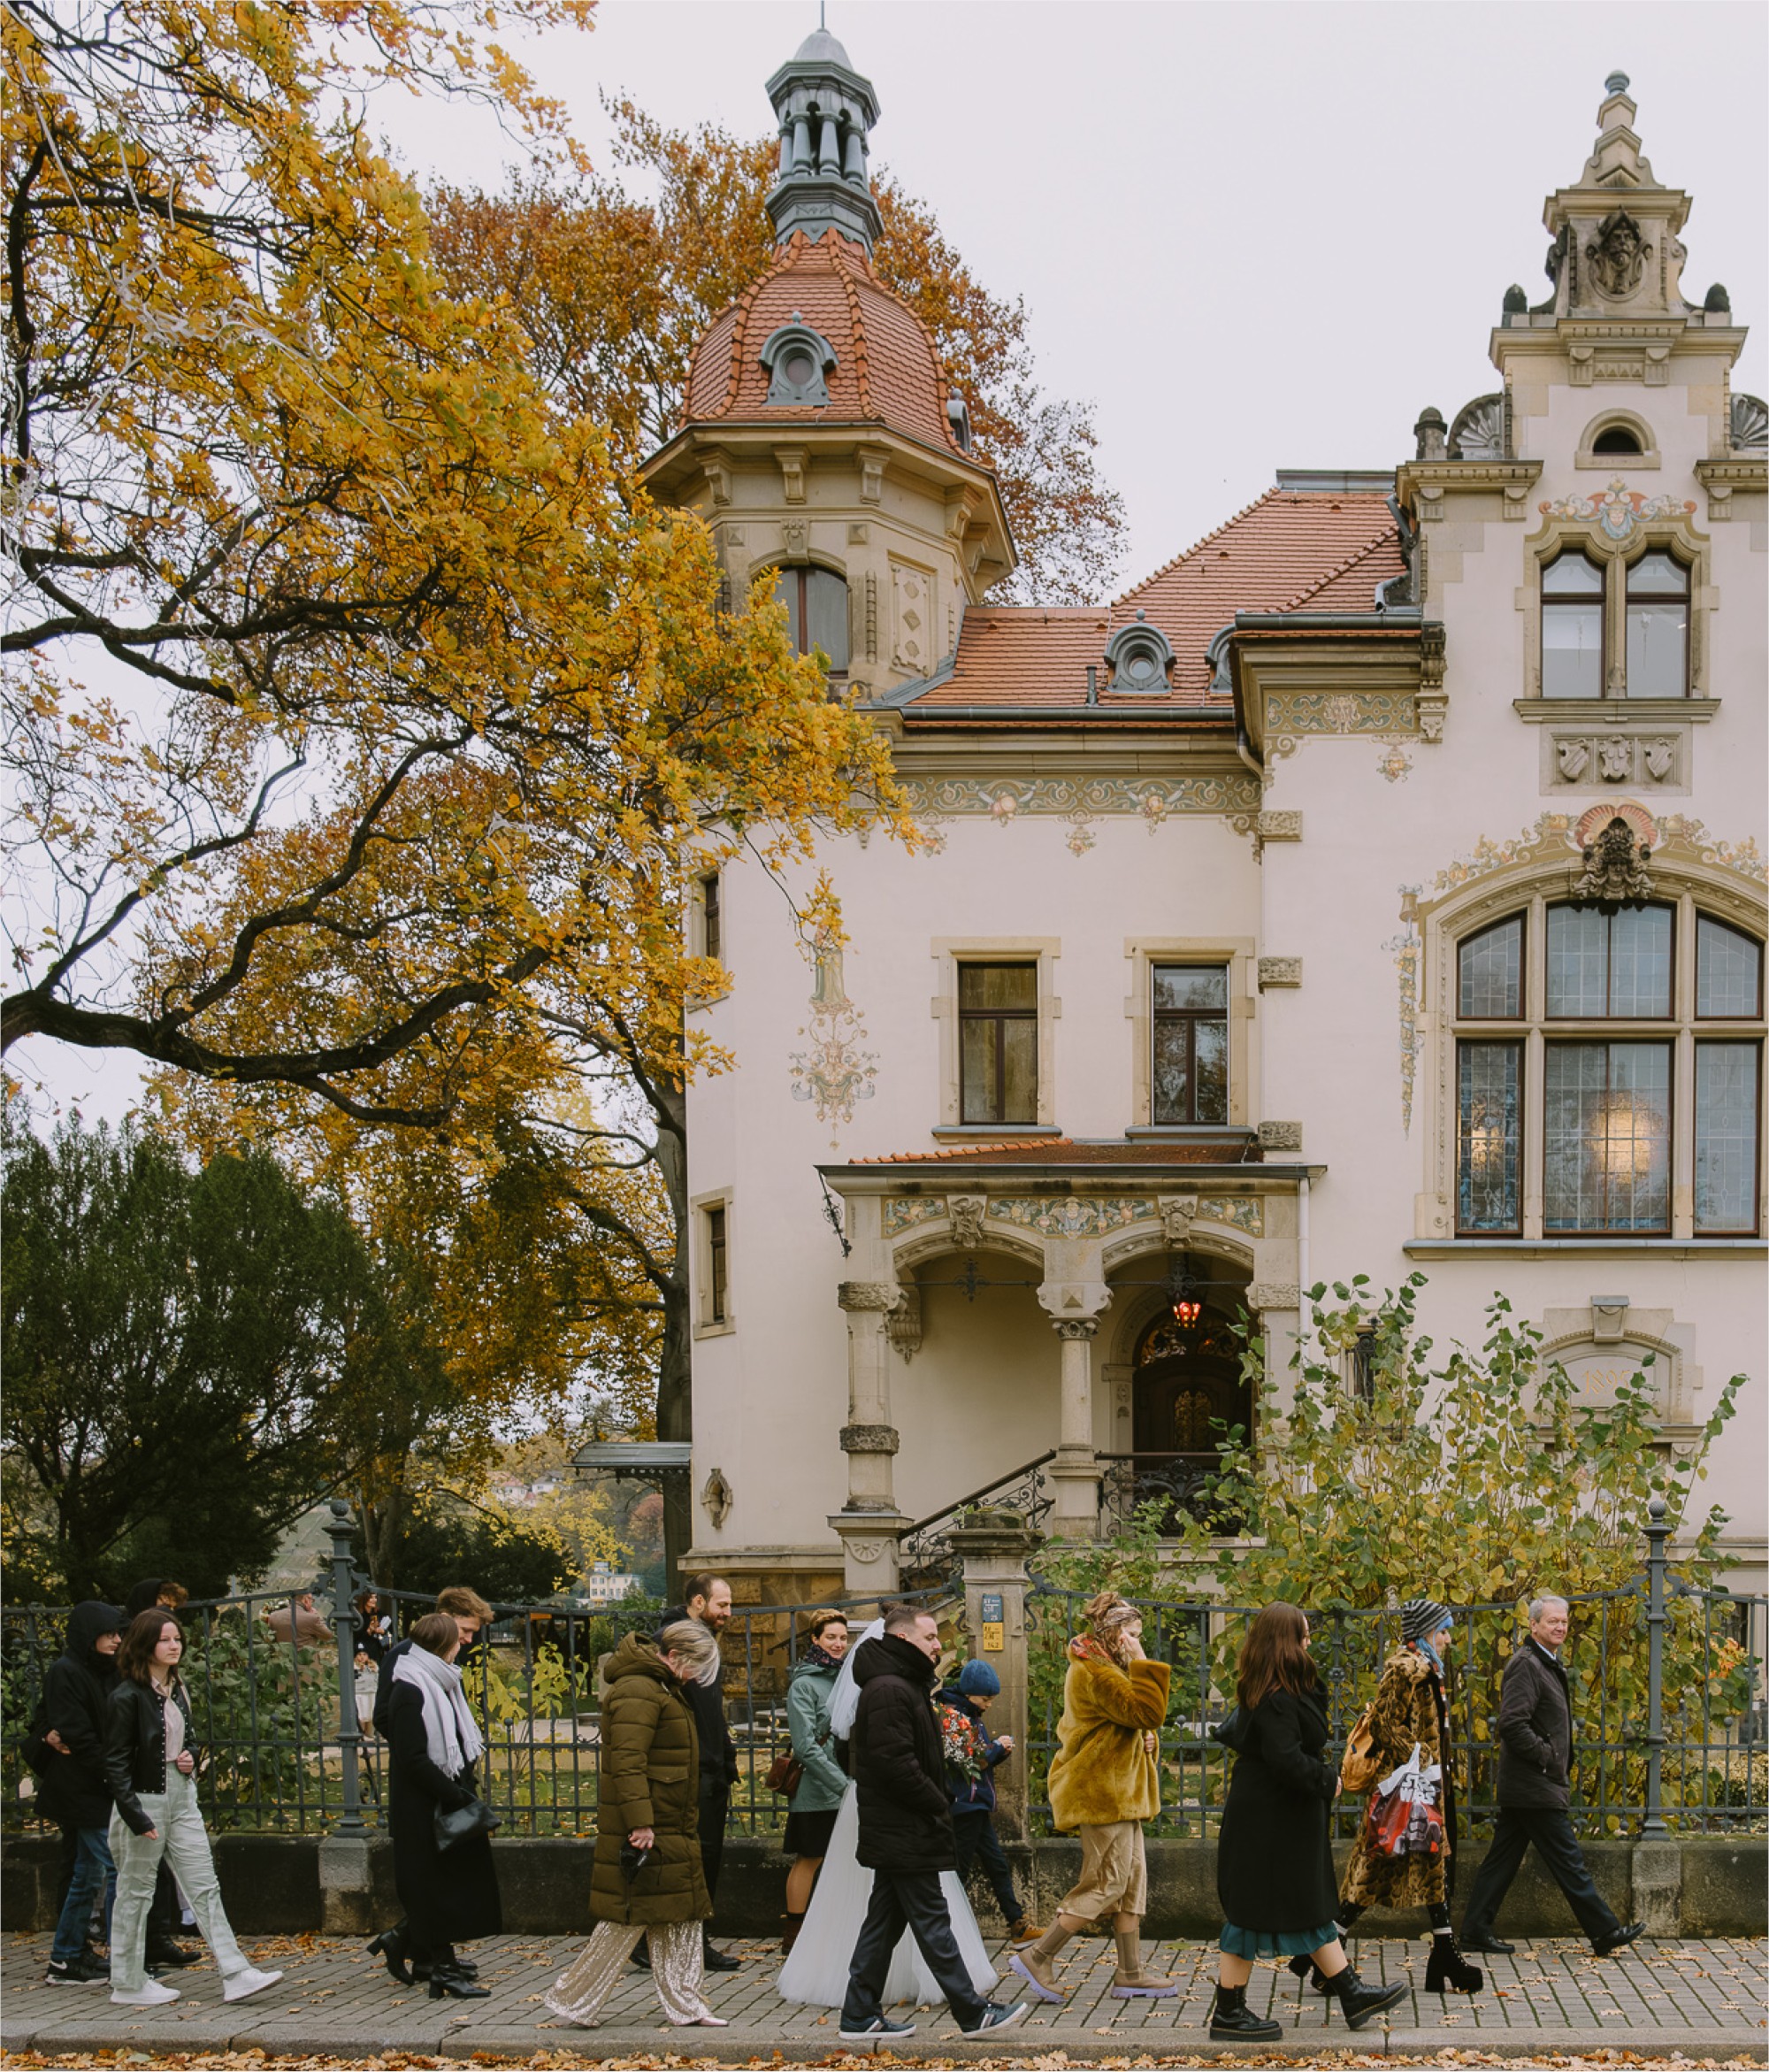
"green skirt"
1219,1918,1339,1959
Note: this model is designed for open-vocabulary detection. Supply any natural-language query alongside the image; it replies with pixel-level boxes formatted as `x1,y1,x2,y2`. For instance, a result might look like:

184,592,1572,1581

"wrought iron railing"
1025,1525,1766,1840
897,1450,1057,1588
0,1505,956,1840
1096,1451,1245,1536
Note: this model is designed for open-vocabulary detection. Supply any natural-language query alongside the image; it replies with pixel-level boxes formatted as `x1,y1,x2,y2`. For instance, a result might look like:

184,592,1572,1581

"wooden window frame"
1543,901,1677,1023
1695,916,1765,1022
1150,963,1230,1125
1693,1040,1764,1237
1455,1036,1525,1237
1623,547,1692,699
1540,549,1606,701
1543,1037,1675,1237
957,962,1039,1127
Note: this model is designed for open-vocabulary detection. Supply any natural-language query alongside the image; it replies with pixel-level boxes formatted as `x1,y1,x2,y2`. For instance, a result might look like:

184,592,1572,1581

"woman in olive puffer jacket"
544,1623,727,2029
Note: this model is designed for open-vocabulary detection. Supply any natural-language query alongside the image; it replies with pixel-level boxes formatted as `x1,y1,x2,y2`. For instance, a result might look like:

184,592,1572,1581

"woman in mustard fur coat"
1009,1592,1176,2005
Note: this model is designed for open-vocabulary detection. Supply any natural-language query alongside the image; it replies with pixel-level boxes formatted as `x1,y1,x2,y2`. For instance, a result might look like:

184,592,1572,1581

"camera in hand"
619,1841,652,1883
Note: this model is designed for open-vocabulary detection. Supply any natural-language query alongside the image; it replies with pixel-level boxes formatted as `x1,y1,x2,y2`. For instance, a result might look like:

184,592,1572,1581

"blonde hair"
659,1618,722,1685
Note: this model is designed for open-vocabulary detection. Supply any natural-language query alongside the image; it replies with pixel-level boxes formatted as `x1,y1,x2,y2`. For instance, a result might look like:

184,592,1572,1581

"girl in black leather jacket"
103,1610,283,2009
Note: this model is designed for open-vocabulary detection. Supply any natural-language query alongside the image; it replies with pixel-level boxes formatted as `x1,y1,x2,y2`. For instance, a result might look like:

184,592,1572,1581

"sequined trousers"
545,1919,712,2027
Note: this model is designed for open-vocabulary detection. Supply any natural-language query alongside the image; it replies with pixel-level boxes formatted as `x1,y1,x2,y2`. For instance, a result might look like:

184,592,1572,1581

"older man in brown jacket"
1460,1595,1643,1957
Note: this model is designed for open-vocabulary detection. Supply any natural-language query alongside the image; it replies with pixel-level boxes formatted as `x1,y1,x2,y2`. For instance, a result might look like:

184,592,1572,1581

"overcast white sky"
19,0,1765,1123
380,0,1768,581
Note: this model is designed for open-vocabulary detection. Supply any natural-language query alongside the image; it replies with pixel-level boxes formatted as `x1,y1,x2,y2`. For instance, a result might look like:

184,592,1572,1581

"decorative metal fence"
0,1503,959,1839
1026,1517,1766,1841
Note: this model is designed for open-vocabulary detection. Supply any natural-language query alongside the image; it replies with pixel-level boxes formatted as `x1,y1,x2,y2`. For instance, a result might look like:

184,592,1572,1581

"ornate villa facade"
630,37,1767,1601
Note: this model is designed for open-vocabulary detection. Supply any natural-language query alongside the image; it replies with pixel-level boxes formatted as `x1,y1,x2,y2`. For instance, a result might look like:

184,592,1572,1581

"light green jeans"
108,1773,248,1991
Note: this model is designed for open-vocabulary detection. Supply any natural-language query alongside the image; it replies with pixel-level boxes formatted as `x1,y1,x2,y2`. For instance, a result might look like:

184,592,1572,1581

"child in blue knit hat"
938,1658,1038,1944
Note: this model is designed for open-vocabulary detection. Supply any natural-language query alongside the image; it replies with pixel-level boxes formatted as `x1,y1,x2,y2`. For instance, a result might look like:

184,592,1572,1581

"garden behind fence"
2,1503,1763,1843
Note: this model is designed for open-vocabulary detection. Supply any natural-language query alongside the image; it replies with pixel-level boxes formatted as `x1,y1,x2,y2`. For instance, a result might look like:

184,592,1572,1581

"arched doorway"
1112,1299,1252,1531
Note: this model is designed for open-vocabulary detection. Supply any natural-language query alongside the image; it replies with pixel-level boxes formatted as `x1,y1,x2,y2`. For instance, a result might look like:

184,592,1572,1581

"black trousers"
698,1783,730,1907
1462,1805,1621,1945
841,1869,986,2031
953,1812,1023,1926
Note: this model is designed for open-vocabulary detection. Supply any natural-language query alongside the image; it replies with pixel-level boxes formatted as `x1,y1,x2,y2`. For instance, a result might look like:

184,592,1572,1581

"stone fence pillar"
946,1516,1042,1840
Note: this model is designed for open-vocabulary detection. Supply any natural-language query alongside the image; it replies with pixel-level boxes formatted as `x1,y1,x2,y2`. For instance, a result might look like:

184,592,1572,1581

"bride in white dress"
777,1620,999,2009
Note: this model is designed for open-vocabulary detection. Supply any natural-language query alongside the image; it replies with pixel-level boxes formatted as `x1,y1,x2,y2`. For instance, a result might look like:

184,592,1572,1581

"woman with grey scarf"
379,1613,501,1999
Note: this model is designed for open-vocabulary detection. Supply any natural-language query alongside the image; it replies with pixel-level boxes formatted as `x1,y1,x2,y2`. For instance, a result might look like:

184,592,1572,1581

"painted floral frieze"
988,1196,1157,1238
882,1196,946,1237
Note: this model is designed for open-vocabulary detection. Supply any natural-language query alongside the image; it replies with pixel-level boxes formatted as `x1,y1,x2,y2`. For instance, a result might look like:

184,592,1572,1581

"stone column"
1047,1317,1102,1537
829,1279,909,1592
946,1517,1042,1840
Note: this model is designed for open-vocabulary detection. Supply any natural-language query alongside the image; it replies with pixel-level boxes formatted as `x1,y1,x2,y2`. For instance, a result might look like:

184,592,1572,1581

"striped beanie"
1401,1597,1451,1645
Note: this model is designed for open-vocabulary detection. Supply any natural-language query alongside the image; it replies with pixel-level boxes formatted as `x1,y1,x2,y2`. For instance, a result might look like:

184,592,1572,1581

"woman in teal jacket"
781,1610,849,1952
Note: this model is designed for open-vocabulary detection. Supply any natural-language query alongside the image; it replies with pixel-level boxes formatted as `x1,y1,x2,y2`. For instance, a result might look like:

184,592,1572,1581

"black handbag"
433,1796,501,1850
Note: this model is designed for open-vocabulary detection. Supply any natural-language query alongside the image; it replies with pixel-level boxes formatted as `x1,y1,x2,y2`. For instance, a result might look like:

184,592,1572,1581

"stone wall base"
4,1831,1762,1940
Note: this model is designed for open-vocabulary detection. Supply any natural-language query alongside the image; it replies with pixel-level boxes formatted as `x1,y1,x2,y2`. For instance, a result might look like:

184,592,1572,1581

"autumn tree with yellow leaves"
3,0,896,1118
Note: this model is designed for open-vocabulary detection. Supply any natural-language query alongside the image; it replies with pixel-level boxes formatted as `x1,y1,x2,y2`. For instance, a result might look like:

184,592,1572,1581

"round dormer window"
783,351,816,388
1122,650,1160,687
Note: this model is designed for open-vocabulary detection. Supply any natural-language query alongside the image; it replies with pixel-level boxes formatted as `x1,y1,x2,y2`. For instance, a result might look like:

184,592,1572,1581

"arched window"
1625,550,1689,697
1452,899,1763,1238
772,565,849,671
1591,424,1643,455
1541,550,1604,697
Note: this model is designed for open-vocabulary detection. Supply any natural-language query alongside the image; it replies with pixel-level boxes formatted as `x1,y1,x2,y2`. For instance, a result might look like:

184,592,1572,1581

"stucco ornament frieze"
839,1423,900,1454
884,1284,923,1362
1585,211,1650,298
1258,957,1302,990
1377,746,1414,784
990,1196,1156,1239
1537,478,1696,541
946,1195,988,1248
897,774,1260,822
1198,1194,1265,1236
882,1195,946,1237
1256,1122,1303,1153
1160,1196,1198,1247
837,1280,900,1312
1264,691,1418,736
1246,1282,1302,1313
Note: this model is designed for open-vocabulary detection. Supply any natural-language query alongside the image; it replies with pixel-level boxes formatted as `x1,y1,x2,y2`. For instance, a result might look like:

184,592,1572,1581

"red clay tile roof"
833,1138,1260,1167
906,487,1405,712
684,228,962,457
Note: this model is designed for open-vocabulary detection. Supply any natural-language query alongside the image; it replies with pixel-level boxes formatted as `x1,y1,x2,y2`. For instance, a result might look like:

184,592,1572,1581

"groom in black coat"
839,1603,1025,2042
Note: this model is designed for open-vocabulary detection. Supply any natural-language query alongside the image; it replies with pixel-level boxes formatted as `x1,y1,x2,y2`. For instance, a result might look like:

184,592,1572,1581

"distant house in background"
576,1561,643,1608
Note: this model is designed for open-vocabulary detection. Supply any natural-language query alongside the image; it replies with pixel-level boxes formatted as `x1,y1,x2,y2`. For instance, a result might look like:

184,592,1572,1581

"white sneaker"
111,1979,180,2006
222,1966,283,2002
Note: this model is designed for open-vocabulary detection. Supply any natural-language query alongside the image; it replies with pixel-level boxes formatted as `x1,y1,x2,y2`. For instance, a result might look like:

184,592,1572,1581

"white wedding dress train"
776,1784,999,2008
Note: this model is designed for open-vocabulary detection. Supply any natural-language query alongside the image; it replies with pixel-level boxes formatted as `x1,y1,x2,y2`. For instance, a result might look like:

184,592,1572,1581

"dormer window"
760,321,837,406
1592,424,1643,456
1103,613,1174,695
946,395,972,451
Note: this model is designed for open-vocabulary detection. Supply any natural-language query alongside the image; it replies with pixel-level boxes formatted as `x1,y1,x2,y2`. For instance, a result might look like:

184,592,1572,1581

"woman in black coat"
375,1612,500,1999
1208,1604,1408,2040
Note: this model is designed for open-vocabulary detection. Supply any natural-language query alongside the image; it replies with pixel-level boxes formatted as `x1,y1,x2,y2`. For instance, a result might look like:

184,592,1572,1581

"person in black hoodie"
837,1603,1026,2045
41,1603,124,1985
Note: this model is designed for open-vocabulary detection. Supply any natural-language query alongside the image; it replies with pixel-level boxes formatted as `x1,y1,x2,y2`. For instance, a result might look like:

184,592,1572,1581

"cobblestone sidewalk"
3,1931,1764,2061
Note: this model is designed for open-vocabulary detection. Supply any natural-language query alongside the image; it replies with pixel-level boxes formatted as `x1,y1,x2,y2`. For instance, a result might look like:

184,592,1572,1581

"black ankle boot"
366,1929,412,1987
1287,1953,1331,1993
428,1965,490,2000
1209,1983,1282,2041
1425,1935,1483,1995
1322,1964,1409,2030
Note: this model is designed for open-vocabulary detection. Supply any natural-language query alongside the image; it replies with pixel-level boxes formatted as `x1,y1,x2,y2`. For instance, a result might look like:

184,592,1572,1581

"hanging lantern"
1168,1266,1202,1330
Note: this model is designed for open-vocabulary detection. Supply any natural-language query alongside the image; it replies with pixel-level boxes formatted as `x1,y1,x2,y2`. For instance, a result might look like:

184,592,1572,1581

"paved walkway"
2,1930,1765,2061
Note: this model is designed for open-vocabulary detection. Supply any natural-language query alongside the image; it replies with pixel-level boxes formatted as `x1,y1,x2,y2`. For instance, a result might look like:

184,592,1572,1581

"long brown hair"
117,1609,182,1688
1235,1602,1318,1710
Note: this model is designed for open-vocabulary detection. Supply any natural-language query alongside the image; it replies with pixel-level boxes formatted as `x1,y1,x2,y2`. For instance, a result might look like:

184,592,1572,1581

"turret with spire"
763,22,883,254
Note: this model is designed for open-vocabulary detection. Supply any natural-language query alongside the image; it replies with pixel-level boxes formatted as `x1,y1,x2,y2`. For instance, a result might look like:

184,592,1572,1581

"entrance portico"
819,1142,1320,1589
